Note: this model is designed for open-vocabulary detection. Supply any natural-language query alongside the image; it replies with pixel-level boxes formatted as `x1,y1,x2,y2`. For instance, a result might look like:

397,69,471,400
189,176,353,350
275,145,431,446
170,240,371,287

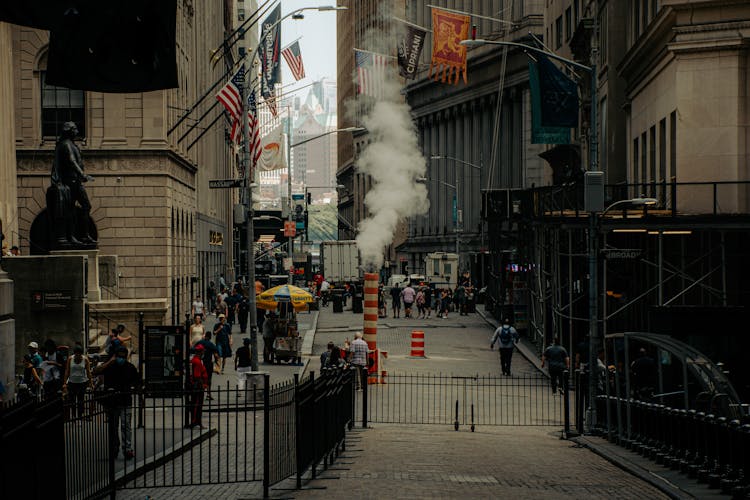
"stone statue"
47,122,96,248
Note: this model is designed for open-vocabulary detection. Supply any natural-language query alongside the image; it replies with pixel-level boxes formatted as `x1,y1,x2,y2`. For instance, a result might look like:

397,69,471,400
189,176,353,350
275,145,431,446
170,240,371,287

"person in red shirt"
188,344,208,429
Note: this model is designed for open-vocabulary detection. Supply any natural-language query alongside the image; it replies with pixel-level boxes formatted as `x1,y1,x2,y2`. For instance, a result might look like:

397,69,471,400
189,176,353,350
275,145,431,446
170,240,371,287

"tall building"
400,1,550,281
293,89,337,202
12,1,236,324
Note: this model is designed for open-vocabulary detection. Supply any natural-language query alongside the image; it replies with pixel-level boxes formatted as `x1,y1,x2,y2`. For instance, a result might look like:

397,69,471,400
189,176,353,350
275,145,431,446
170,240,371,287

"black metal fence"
593,395,750,495
361,373,566,427
0,397,66,500
1,369,356,500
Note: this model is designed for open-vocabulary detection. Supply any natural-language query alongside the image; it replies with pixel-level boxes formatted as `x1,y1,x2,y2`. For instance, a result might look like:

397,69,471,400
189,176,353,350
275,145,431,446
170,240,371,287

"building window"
651,0,658,19
659,118,667,183
640,131,647,186
574,0,580,25
642,0,648,33
40,71,86,139
599,7,608,66
600,97,607,174
649,125,656,193
238,8,245,21
670,110,677,181
565,7,572,41
238,46,246,57
634,1,640,39
633,137,639,183
555,16,563,49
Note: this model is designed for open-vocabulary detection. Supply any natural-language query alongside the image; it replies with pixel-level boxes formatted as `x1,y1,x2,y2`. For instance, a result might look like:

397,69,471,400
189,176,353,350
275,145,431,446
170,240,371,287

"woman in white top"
63,344,92,419
190,314,206,346
191,296,205,320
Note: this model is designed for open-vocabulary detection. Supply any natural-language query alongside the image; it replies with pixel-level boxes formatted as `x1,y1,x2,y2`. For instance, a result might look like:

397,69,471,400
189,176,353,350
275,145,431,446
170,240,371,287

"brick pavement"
289,425,669,499
109,308,676,499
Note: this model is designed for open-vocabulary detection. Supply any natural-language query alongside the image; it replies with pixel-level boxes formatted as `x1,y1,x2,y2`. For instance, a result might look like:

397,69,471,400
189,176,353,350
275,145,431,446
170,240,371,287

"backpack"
499,326,512,344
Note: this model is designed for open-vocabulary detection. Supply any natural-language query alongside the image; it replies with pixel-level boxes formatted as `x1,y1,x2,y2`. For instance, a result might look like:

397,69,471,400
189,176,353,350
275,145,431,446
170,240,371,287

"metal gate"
361,373,567,427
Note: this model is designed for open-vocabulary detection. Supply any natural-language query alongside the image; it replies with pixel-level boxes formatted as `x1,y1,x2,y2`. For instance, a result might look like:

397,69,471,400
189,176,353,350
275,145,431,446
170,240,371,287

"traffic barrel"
410,330,425,358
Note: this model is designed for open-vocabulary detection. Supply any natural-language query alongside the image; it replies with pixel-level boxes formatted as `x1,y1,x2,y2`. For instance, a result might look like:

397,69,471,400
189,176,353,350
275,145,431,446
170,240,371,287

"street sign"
209,179,243,189
601,249,643,260
284,221,296,237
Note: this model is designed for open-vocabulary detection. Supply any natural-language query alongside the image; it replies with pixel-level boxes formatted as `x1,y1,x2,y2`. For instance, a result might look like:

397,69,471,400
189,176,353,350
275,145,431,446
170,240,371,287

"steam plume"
355,78,429,269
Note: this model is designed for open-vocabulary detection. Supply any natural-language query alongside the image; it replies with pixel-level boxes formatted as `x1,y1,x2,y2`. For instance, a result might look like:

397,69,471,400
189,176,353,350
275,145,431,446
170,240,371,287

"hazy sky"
278,1,338,101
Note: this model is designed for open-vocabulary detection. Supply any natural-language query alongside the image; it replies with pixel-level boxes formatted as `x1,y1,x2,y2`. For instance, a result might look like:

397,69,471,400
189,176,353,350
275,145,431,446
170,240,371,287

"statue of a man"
50,121,95,245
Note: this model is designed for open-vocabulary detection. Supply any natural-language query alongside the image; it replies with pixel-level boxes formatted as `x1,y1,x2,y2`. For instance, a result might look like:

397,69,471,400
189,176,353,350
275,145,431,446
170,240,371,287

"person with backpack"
490,318,519,376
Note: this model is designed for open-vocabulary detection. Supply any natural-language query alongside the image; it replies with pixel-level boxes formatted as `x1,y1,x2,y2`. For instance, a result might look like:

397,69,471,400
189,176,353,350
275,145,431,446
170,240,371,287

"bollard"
410,330,425,358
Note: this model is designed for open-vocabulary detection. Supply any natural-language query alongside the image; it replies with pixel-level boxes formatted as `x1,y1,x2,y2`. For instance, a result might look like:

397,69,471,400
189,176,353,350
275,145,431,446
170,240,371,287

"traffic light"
307,192,312,205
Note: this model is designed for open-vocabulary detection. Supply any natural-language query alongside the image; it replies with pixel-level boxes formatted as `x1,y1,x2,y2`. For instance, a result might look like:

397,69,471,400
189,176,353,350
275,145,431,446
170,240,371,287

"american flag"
230,119,242,146
281,41,305,81
216,65,245,120
356,49,388,99
247,90,262,166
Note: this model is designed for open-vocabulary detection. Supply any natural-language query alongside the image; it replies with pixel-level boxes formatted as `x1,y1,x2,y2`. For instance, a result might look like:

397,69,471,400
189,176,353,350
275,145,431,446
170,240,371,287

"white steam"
355,97,429,269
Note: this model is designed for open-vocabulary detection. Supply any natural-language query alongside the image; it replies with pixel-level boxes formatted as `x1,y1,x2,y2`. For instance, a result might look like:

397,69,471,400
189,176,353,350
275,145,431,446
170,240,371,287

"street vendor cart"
256,284,313,366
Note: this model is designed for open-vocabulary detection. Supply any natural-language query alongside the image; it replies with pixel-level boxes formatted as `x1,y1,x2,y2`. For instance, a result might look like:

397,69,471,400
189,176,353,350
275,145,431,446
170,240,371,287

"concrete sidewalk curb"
475,308,546,375
301,310,320,356
571,436,692,500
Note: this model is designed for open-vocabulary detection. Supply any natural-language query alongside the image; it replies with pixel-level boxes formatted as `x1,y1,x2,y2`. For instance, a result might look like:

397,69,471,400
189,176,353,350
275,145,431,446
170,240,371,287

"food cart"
257,285,313,366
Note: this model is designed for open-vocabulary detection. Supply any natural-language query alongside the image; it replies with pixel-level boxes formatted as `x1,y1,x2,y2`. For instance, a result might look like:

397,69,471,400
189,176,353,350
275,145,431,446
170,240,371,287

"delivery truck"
320,240,360,284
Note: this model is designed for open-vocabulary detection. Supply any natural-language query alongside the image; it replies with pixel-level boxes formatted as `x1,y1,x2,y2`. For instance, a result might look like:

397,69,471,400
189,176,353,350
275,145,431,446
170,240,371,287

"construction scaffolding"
484,181,750,399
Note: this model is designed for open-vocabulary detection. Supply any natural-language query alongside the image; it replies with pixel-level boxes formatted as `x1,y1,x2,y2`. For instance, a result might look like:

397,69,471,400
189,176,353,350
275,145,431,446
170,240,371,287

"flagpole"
353,48,398,60
425,4,515,26
281,36,304,51
391,17,432,33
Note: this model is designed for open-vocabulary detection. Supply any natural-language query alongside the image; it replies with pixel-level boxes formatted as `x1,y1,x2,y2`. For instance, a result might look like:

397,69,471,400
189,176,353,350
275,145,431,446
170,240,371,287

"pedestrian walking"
226,289,239,328
378,285,387,318
193,331,220,400
191,295,204,320
188,344,208,428
490,319,519,376
19,354,42,401
234,338,253,391
190,314,206,345
237,293,250,334
27,341,43,368
416,288,426,319
207,280,217,314
390,285,401,318
41,341,63,399
63,344,93,419
214,294,228,317
212,314,232,374
541,337,569,393
348,332,370,389
401,284,416,319
93,346,140,460
262,311,277,364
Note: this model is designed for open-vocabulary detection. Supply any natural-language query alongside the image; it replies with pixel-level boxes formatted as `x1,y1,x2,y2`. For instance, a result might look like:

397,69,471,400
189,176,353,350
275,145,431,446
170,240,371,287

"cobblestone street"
292,425,669,499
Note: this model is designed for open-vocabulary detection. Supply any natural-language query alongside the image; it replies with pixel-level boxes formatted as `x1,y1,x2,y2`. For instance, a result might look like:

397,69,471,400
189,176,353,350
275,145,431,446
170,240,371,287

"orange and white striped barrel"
410,330,425,358
363,272,379,383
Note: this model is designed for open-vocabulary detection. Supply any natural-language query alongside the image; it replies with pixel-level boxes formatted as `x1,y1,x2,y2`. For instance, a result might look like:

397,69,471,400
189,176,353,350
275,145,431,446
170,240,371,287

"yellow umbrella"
257,284,314,304
256,299,309,312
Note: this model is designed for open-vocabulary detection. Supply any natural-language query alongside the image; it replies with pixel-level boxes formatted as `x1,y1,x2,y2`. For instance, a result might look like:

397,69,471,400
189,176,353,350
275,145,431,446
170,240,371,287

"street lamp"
238,5,344,371
429,155,482,269
461,36,606,430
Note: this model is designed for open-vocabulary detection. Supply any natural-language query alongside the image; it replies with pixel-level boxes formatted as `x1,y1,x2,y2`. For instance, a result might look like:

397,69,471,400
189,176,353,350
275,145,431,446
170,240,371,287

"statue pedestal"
50,249,101,302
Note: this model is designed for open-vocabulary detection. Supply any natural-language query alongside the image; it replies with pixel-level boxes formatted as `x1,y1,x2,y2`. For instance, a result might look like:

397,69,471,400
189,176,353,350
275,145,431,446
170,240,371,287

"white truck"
425,252,459,288
320,240,360,284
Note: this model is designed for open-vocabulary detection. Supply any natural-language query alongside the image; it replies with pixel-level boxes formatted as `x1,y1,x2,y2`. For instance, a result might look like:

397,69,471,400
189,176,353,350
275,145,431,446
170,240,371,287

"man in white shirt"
191,296,204,319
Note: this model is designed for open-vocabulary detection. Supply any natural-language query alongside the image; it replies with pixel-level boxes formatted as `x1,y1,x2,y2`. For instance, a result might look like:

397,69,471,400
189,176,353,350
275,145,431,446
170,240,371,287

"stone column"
0,22,17,398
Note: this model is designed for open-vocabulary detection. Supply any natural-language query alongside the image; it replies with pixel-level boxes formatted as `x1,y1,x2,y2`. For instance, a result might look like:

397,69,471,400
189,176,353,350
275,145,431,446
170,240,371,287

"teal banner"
529,60,570,145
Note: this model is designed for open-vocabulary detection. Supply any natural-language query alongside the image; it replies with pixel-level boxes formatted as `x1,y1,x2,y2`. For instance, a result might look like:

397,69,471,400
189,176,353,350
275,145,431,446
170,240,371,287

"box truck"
320,240,360,284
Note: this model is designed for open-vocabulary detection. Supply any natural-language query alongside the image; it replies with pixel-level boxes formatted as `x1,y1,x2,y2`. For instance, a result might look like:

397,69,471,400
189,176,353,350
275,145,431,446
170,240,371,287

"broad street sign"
601,249,643,260
209,179,243,189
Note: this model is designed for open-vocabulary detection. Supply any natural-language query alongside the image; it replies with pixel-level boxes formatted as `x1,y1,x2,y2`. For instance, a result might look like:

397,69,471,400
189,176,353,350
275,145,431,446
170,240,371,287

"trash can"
352,292,363,313
332,290,343,313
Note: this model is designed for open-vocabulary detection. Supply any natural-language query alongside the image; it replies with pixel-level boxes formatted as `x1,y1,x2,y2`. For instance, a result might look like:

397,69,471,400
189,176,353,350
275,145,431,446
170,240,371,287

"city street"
115,305,677,499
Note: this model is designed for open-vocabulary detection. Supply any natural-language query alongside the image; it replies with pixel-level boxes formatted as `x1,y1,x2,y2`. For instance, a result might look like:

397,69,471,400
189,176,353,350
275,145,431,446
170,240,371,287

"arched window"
38,51,86,139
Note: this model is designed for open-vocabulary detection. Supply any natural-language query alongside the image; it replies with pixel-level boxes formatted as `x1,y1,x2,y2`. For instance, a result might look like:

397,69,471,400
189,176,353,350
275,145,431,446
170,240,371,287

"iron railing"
493,180,750,219
361,373,566,427
592,395,750,495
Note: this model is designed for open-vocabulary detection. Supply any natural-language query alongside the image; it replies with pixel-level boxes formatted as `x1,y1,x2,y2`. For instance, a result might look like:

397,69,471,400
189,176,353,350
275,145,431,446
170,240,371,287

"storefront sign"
601,249,642,260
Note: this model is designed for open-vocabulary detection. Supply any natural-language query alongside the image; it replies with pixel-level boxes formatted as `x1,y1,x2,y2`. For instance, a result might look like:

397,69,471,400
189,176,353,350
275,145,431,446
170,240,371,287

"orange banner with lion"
429,8,469,85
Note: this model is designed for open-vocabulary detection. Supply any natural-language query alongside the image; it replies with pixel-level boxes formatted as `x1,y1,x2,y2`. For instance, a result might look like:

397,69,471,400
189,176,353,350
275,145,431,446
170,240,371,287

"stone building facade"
11,1,236,324
0,21,17,397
